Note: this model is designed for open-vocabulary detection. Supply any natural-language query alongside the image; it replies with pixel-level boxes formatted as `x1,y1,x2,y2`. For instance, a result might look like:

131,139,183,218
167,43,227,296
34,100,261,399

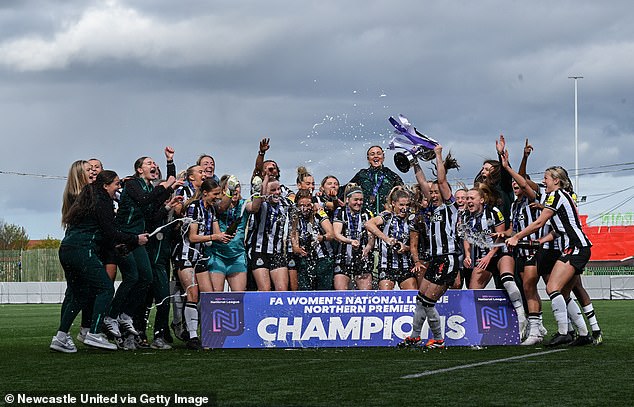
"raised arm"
500,150,537,201
517,138,540,192
518,139,531,176
435,145,452,201
164,146,176,178
412,163,431,201
495,135,513,194
252,138,270,180
216,175,240,214
246,174,269,214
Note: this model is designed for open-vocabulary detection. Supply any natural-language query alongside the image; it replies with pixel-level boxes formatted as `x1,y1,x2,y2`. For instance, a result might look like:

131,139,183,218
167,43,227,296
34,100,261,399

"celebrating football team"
51,132,603,352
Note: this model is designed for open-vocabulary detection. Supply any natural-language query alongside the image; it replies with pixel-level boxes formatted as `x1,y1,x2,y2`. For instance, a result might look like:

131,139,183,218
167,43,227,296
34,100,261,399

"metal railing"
0,249,64,282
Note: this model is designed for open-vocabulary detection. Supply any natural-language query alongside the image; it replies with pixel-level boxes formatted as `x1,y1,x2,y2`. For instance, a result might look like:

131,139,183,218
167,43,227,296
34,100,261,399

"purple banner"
200,290,520,348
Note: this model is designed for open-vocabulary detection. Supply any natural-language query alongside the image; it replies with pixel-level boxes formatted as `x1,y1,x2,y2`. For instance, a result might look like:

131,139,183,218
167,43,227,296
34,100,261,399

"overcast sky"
1,0,632,239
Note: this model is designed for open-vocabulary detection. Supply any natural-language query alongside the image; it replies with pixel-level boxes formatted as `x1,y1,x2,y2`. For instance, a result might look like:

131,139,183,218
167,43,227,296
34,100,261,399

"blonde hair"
61,160,89,227
545,166,572,194
385,185,410,213
470,183,498,207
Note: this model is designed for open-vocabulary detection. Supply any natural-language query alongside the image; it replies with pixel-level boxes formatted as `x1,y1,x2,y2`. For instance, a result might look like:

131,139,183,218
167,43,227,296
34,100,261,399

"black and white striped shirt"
511,196,542,257
286,202,316,257
466,205,506,259
544,189,592,250
173,200,215,266
293,209,333,259
377,212,412,271
246,199,290,256
427,198,460,256
175,182,196,201
538,185,559,251
333,207,373,267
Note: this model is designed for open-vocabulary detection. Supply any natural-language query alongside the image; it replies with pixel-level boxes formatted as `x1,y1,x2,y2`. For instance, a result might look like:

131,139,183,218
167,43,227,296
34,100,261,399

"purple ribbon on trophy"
387,114,439,172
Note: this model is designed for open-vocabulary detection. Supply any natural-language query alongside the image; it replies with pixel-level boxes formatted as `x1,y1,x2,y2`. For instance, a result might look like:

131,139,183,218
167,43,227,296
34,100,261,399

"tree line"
0,219,60,250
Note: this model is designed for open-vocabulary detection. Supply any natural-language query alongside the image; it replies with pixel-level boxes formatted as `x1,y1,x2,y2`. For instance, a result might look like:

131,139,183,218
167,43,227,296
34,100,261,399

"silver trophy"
388,114,439,173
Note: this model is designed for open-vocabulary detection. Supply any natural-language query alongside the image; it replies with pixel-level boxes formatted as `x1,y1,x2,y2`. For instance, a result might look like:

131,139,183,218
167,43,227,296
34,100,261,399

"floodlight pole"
568,76,583,194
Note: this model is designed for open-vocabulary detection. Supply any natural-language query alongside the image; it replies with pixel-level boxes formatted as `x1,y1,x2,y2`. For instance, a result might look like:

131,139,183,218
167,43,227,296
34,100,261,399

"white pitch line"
401,349,568,379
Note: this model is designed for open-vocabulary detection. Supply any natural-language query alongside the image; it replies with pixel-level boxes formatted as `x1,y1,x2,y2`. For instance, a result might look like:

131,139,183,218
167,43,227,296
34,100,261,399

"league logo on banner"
473,291,520,345
480,306,509,329
200,293,246,348
212,309,241,333
200,290,520,349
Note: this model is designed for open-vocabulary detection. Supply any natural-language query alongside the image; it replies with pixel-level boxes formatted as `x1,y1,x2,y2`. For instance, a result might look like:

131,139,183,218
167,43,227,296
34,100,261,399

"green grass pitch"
1,300,633,406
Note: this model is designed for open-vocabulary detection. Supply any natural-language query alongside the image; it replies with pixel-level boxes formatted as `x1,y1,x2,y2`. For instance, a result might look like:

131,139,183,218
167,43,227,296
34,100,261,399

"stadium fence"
0,249,64,282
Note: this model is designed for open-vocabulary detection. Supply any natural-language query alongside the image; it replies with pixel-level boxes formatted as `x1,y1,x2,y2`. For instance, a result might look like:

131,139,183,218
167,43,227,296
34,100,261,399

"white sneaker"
521,335,543,346
150,337,172,350
117,313,139,336
519,318,528,340
103,316,122,338
84,333,117,351
76,327,89,343
50,334,77,353
538,324,548,338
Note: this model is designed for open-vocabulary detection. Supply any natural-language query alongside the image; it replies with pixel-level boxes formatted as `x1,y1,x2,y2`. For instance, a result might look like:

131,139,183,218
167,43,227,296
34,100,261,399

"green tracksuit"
110,169,174,320
58,189,137,334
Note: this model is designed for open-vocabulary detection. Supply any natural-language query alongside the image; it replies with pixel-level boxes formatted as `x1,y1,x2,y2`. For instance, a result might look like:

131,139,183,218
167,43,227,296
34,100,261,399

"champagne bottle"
516,240,541,250
225,218,240,235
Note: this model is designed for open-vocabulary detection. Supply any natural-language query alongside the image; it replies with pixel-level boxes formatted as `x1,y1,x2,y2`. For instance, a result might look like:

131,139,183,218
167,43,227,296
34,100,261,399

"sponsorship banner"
200,290,519,348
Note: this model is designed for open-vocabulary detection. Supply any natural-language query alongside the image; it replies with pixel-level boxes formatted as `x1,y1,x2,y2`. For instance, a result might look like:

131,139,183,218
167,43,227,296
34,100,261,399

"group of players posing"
50,135,602,352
